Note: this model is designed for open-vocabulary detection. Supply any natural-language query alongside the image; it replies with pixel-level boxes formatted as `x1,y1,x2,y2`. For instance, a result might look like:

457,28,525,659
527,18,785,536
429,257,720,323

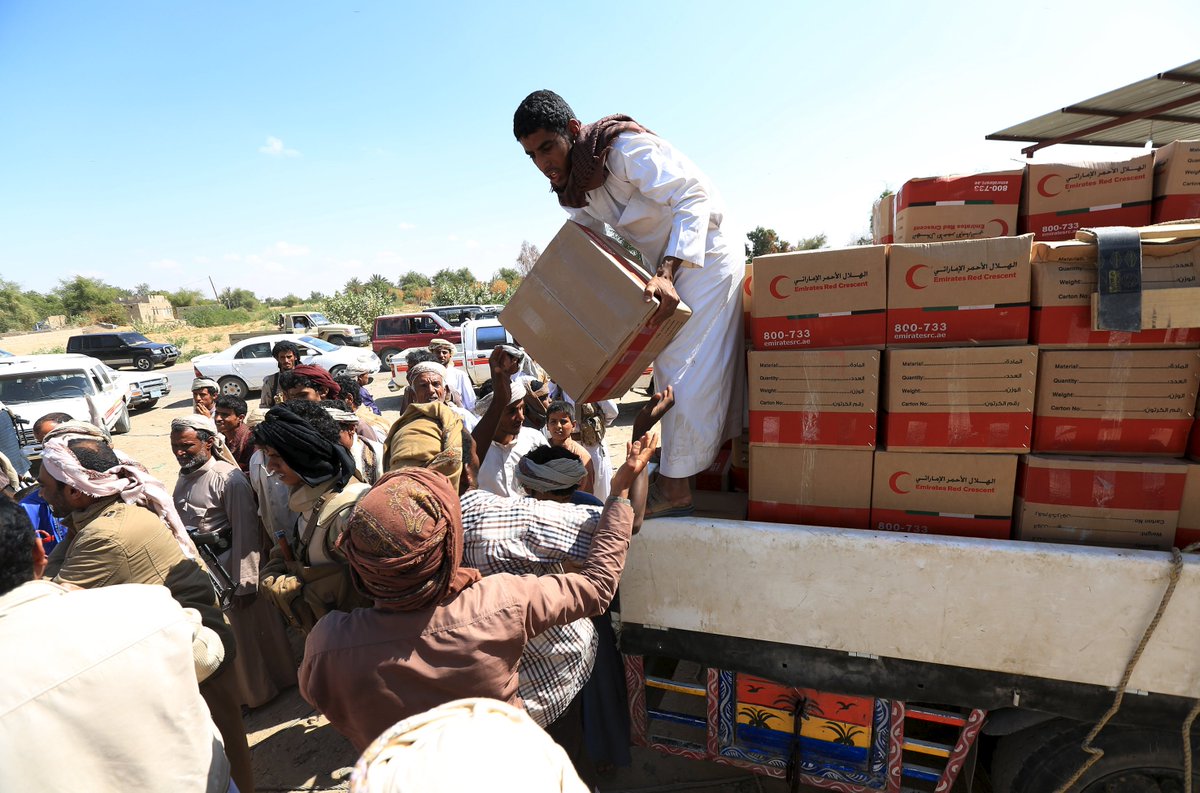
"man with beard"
260,340,301,408
170,416,297,710
513,90,743,518
428,338,475,412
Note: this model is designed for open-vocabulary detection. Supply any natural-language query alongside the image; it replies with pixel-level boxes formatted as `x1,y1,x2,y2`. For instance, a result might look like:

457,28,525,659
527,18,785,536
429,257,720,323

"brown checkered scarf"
557,114,650,209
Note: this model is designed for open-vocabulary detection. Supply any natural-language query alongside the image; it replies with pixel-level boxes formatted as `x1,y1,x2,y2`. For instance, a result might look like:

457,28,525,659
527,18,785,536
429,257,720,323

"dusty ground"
0,320,277,359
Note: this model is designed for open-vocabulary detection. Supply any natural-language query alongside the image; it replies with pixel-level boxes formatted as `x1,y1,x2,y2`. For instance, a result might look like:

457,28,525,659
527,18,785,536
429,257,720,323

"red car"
372,312,461,369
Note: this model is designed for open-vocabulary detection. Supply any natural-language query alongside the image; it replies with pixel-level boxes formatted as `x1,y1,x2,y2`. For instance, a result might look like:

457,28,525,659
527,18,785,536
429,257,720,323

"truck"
227,312,370,347
372,312,462,370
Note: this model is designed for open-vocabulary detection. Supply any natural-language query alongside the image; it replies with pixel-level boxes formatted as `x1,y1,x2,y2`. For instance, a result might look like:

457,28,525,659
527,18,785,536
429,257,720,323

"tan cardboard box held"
871,451,1017,540
1152,140,1200,223
1015,455,1184,550
751,246,886,350
882,346,1036,453
749,445,873,528
1033,349,1200,455
872,193,894,244
748,349,879,448
1176,462,1200,549
501,222,691,402
893,169,1022,244
1020,154,1153,241
886,235,1032,346
1031,238,1200,348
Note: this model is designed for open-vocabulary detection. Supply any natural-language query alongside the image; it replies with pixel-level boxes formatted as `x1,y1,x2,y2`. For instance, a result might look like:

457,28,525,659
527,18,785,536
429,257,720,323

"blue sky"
1,1,1197,298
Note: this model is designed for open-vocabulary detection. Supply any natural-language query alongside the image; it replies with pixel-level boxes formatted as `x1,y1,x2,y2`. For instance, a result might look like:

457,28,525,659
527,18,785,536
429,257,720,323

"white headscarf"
350,698,587,793
40,433,196,559
471,378,527,417
170,415,238,467
408,361,448,385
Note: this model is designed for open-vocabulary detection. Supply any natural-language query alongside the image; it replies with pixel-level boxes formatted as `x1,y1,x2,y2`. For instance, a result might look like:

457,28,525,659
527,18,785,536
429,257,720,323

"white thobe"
551,388,619,501
445,366,476,412
477,427,548,498
566,132,744,478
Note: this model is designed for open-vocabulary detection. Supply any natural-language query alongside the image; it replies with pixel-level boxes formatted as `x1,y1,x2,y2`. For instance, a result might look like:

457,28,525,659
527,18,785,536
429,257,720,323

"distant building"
117,295,174,324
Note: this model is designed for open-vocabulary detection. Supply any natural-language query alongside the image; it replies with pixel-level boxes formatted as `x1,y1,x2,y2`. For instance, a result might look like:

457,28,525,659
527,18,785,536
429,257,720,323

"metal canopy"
987,59,1200,157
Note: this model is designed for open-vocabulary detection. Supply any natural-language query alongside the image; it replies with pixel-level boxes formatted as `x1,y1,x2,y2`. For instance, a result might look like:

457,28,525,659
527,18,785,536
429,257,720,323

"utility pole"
208,276,220,302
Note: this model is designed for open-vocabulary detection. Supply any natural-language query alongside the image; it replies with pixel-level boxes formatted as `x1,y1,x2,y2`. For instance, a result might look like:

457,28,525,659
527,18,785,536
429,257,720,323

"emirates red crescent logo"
769,275,790,300
904,265,930,290
888,471,911,495
988,218,1009,236
1037,174,1063,198
743,276,752,296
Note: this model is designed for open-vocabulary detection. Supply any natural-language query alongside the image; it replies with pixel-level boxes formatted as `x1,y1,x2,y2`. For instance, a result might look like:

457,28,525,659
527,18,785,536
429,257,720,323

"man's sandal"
644,485,693,519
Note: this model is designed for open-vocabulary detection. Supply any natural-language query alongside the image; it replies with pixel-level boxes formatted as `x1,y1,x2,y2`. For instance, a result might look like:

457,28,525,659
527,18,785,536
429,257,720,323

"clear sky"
1,1,1196,299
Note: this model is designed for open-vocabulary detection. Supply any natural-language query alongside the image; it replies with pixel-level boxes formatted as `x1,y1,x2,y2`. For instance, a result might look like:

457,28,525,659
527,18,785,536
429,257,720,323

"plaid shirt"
460,489,601,727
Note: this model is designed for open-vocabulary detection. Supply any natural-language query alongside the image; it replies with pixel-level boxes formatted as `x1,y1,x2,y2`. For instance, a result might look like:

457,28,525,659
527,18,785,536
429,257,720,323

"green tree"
344,278,364,295
281,293,302,307
431,267,476,288
795,234,827,251
133,282,151,298
745,226,794,262
218,287,259,310
54,276,122,318
397,270,432,292
0,279,41,332
493,267,521,285
322,288,396,332
165,288,204,308
365,274,393,294
308,290,325,303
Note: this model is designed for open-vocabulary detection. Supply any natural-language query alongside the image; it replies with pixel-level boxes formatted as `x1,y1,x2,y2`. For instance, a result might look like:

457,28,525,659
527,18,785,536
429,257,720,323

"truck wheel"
218,376,248,400
378,348,401,372
113,404,132,434
992,720,1197,793
140,398,159,410
327,335,348,346
329,365,346,379
134,355,154,371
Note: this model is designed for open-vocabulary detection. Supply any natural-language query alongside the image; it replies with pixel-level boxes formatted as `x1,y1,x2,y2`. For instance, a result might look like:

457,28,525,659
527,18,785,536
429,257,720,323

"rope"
1054,547,1189,792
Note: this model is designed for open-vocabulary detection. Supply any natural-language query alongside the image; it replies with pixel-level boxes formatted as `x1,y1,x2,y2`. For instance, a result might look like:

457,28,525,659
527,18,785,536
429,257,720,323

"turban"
427,338,455,352
350,698,587,793
471,378,527,418
40,433,196,559
515,455,587,494
343,363,374,377
292,364,341,398
338,468,480,610
191,378,219,393
42,420,110,444
408,361,448,385
382,402,464,490
170,416,238,467
251,403,355,489
323,405,360,425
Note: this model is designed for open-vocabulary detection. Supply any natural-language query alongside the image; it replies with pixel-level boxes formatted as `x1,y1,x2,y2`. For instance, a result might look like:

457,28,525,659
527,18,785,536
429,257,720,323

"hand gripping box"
886,235,1032,346
1152,140,1200,223
748,349,879,449
500,222,691,403
1032,349,1200,455
1019,154,1153,241
1015,455,1185,551
749,445,873,529
882,346,1037,453
751,246,887,350
1031,238,1200,348
870,451,1017,540
893,169,1022,244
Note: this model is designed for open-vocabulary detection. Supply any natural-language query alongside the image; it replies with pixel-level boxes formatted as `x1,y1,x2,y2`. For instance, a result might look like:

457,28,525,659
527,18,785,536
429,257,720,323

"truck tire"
992,720,1198,793
329,365,346,379
113,404,132,434
378,348,401,372
140,398,159,410
134,355,154,371
218,376,249,400
327,335,348,346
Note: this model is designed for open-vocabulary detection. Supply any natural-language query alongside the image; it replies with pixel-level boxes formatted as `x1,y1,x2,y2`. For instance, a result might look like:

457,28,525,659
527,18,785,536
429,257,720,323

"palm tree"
366,274,393,294
774,695,824,722
344,278,364,295
738,706,781,730
822,722,865,746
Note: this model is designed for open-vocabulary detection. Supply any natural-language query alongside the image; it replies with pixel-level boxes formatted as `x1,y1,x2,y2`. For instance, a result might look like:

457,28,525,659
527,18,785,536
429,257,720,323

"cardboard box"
731,428,750,491
1031,238,1200,348
751,246,887,350
1175,462,1200,549
1152,140,1200,223
1033,349,1200,455
1020,154,1154,241
1015,455,1184,550
870,451,1017,540
749,445,873,528
500,222,691,402
893,169,1022,244
748,349,879,448
872,193,894,244
742,263,753,337
882,345,1036,453
886,235,1032,346
696,441,732,491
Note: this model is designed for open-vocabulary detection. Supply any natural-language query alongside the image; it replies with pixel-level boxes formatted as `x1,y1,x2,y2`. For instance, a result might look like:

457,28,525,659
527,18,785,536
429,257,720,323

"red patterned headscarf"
338,468,480,611
557,114,650,209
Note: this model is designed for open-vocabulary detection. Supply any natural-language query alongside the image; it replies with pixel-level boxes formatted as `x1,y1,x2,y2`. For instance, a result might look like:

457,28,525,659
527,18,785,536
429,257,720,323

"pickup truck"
618,505,1199,791
372,312,461,370
228,312,370,347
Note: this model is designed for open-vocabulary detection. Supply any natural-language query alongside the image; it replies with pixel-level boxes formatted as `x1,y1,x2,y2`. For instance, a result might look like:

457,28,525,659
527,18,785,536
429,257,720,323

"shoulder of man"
317,481,371,524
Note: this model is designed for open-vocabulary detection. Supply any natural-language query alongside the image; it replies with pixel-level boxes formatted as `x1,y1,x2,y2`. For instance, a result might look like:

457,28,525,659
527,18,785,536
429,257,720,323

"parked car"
65,331,179,371
0,354,133,455
422,304,487,327
372,312,461,371
227,311,370,346
456,318,516,387
190,334,380,399
116,366,171,411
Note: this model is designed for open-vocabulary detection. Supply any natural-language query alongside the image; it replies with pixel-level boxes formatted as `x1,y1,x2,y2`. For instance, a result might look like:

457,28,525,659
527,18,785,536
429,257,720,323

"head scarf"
343,363,374,377
42,420,110,445
191,377,219,393
558,114,650,209
251,403,355,489
382,402,464,490
515,455,587,494
337,468,480,610
350,698,587,793
323,405,360,425
471,378,527,418
427,338,455,352
291,364,341,398
171,415,238,467
40,433,196,559
408,361,448,386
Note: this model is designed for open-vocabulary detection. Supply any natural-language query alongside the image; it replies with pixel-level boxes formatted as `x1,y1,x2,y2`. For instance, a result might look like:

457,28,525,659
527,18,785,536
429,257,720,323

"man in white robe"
429,338,476,412
514,90,743,515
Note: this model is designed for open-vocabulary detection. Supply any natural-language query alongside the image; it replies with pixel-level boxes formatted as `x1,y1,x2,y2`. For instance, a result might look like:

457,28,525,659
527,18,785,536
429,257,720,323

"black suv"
65,332,179,371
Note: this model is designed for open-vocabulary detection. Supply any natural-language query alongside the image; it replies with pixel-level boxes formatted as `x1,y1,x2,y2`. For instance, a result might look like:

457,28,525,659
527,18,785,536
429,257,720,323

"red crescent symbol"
905,265,929,291
889,471,911,495
769,275,790,300
989,218,1010,236
1037,174,1062,198
743,275,752,296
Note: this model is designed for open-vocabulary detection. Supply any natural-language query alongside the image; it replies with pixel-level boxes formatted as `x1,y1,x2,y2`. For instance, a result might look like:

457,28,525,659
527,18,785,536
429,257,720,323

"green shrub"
176,305,254,327
34,345,66,355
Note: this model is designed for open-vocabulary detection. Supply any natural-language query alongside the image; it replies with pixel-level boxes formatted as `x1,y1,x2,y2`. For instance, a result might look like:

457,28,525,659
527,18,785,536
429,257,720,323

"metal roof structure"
987,59,1200,157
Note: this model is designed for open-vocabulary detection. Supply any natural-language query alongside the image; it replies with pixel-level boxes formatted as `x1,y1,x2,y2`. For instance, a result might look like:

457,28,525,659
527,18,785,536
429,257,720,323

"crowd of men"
0,90,741,792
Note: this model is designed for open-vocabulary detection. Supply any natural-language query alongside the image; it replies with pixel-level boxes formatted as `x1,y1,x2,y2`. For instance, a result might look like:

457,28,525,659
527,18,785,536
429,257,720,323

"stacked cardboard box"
893,170,1022,244
1019,154,1154,241
1152,140,1200,223
872,194,895,244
